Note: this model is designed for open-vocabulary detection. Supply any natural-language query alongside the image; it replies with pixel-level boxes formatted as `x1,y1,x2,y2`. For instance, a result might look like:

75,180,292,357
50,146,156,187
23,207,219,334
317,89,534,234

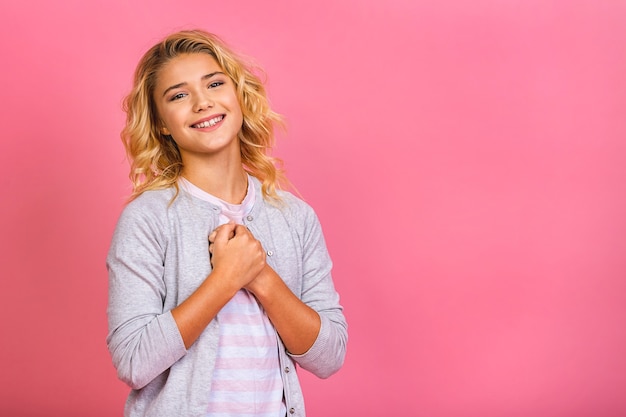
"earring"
161,126,171,136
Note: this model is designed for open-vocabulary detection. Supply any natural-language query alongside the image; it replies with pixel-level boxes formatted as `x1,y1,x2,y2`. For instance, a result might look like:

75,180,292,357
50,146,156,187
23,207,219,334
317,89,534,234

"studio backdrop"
0,1,625,416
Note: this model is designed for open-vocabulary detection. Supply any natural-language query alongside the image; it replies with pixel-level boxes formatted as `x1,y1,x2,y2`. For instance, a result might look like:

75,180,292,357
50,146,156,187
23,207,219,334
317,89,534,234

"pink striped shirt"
179,177,286,417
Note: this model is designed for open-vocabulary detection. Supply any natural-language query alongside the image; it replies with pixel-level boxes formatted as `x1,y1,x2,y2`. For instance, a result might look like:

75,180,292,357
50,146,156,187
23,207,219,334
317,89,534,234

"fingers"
209,222,252,243
233,224,251,238
208,223,254,257
210,222,236,244
207,221,265,289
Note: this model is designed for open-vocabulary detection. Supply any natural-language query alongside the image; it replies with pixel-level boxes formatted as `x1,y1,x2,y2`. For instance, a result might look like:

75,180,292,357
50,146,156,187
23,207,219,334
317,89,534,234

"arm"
208,223,323,355
245,265,321,355
107,205,263,389
209,202,348,377
172,223,266,349
106,204,186,389
278,206,347,378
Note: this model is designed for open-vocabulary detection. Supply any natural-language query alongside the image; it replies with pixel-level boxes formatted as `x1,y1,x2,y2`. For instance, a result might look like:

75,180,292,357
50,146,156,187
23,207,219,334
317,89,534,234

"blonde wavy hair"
121,29,287,202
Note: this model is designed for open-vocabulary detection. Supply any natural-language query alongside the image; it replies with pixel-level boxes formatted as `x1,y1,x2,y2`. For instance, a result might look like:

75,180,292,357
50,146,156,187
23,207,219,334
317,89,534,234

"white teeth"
193,115,223,128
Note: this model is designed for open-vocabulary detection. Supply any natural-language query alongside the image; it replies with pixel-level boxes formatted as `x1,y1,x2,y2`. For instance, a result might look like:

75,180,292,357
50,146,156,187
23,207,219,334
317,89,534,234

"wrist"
245,265,275,299
206,267,240,299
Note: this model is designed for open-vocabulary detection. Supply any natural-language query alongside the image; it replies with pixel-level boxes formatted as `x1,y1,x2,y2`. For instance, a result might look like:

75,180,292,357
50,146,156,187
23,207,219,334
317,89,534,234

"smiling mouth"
192,115,224,128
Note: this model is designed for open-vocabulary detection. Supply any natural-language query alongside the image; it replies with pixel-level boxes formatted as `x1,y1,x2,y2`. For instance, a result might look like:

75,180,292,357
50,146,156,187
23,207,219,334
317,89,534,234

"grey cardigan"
106,177,347,417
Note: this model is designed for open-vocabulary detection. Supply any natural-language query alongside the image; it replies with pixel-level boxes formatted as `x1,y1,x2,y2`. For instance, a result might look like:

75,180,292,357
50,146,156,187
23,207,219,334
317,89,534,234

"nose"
193,94,214,112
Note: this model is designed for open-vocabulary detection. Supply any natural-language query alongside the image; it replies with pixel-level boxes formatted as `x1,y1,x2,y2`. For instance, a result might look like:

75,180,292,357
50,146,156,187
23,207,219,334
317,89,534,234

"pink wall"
1,0,625,415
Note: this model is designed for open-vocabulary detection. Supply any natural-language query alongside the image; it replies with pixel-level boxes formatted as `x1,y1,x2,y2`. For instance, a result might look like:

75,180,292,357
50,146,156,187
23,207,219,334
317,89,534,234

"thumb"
213,222,237,246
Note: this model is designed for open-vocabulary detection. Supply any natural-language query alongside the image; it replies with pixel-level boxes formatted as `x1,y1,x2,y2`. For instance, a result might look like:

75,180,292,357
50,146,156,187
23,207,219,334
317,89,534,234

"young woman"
106,30,347,417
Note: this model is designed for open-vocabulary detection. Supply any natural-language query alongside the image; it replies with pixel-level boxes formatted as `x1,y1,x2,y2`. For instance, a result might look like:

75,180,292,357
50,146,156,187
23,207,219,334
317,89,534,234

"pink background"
1,0,625,416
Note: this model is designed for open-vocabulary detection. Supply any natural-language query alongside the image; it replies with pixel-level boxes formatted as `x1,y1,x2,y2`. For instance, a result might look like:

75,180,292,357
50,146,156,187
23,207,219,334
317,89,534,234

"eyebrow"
161,71,225,97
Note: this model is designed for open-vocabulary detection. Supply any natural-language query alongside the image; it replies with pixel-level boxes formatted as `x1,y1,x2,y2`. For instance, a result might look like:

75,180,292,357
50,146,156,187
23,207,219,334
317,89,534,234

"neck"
181,155,248,204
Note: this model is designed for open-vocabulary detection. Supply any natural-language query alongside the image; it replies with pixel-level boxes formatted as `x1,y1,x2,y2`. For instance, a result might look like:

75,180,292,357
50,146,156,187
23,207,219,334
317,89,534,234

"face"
153,53,244,164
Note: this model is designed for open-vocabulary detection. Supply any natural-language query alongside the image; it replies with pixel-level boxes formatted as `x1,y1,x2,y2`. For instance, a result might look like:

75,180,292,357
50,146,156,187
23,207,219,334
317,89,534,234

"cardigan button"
267,250,274,257
289,408,295,414
284,366,290,373
246,215,253,221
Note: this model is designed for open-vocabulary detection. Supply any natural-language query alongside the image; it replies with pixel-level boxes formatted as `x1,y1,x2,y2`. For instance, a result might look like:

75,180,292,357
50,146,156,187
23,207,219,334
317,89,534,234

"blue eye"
209,81,224,89
170,92,187,101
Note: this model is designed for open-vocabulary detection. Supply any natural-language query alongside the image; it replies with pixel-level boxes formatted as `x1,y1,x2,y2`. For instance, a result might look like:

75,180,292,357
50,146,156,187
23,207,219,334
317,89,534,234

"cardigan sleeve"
105,197,187,390
285,200,348,378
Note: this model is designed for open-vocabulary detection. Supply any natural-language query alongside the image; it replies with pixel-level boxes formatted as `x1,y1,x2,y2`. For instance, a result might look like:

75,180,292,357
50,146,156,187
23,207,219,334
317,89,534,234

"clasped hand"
208,222,266,293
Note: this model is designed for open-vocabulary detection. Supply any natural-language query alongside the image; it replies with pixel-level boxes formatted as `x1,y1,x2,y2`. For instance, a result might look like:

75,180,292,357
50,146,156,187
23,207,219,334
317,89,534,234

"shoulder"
275,190,316,219
115,188,178,233
249,176,321,228
268,190,326,243
108,189,179,261
127,187,178,210
124,187,178,214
